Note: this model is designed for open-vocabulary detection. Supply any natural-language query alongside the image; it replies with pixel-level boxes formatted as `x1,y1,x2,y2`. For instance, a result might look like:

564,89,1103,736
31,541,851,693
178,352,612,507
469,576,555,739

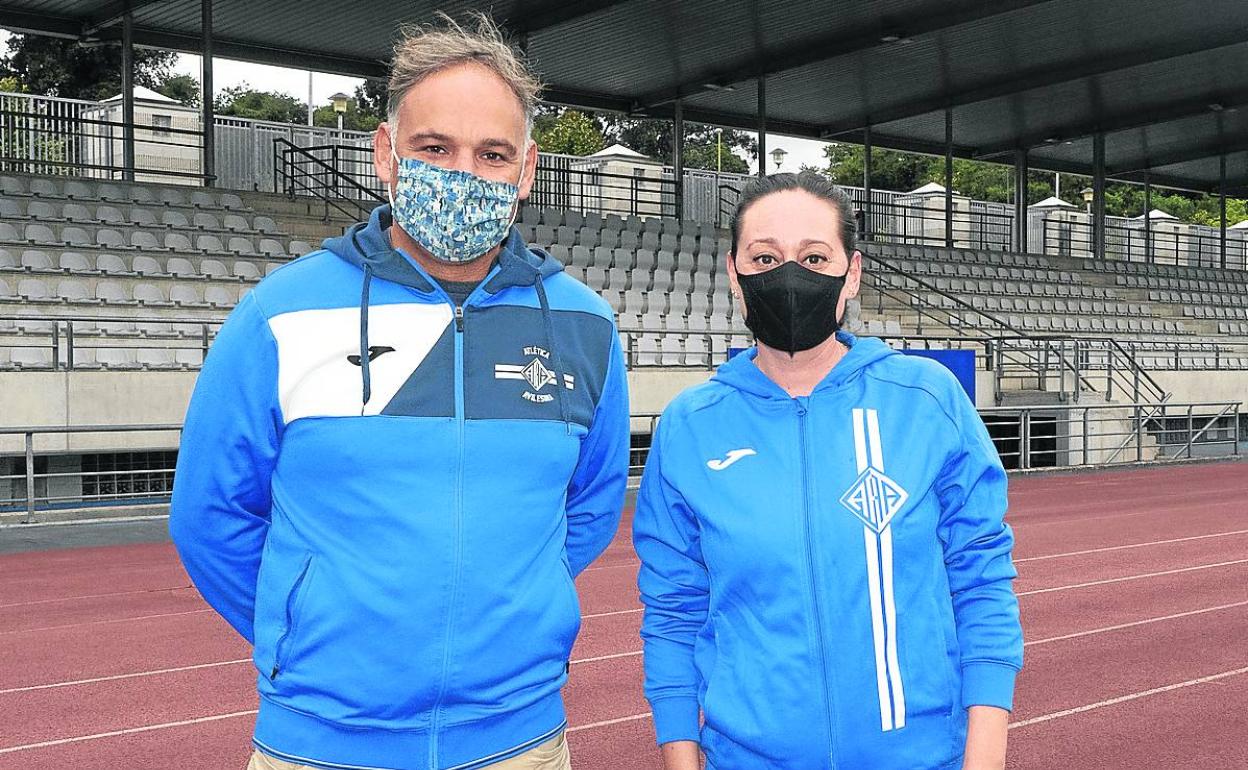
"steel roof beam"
820,28,1248,137
976,89,1248,157
637,0,1060,109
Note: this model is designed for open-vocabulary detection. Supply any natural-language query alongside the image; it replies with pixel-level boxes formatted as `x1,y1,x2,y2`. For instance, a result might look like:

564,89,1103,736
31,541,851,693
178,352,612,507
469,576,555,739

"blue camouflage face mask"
388,133,524,263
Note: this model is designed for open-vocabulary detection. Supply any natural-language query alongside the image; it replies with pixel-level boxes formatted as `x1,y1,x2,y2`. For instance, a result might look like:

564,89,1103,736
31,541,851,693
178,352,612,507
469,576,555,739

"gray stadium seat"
137,348,179,370
62,203,94,222
57,279,91,302
167,257,197,277
27,201,59,220
0,248,15,269
59,252,92,273
96,348,140,369
134,282,172,306
162,210,191,228
224,214,252,232
170,284,207,307
29,178,59,197
63,180,98,200
20,250,55,271
158,188,187,207
1,176,29,197
191,191,220,209
95,205,126,225
11,347,54,369
96,229,128,249
220,193,244,210
131,231,163,250
0,198,25,219
0,277,13,298
132,255,166,275
197,234,225,253
165,232,194,252
0,223,17,242
288,241,313,257
229,237,256,255
18,277,55,302
24,223,57,244
175,348,205,368
660,336,684,366
95,253,130,274
200,259,229,278
205,285,238,307
96,280,134,304
194,212,220,230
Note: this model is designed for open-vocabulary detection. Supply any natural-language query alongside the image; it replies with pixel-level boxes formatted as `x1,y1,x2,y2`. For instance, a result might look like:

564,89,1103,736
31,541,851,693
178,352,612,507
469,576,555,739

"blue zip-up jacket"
634,332,1021,770
169,205,629,770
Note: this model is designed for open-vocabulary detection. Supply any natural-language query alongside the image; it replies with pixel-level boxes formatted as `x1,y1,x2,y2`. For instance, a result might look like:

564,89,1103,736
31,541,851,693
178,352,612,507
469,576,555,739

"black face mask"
735,260,849,354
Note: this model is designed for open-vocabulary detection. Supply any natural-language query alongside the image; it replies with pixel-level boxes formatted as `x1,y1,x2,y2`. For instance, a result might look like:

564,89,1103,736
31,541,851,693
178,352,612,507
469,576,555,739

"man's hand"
962,705,1009,770
660,740,701,770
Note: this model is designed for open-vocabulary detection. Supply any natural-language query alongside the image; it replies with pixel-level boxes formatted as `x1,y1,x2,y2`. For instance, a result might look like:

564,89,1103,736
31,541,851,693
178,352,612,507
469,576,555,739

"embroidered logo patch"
495,345,575,404
839,466,909,534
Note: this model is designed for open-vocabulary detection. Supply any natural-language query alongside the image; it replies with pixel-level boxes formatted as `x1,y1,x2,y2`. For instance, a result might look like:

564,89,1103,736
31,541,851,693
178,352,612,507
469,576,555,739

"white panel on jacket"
267,303,453,423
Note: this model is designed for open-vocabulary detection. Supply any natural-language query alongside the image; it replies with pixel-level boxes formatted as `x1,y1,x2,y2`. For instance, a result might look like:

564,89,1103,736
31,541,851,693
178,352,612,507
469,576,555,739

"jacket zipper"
270,554,313,680
429,298,469,770
798,401,837,768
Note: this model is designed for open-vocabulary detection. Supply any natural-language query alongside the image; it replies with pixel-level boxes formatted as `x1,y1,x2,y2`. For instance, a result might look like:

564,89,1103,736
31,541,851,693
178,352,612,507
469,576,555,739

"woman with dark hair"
633,172,1022,770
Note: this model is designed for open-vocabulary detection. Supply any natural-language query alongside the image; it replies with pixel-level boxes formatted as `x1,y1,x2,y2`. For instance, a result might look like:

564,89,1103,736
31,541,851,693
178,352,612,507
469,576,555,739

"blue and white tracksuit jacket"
170,205,629,770
634,332,1022,769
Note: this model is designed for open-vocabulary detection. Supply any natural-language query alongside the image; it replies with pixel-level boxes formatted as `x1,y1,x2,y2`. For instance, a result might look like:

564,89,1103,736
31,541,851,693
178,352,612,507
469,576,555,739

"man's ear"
374,122,396,190
518,139,538,201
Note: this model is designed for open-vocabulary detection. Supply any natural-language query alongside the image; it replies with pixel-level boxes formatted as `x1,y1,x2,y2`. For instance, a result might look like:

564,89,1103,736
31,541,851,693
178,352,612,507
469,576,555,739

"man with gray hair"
170,13,629,770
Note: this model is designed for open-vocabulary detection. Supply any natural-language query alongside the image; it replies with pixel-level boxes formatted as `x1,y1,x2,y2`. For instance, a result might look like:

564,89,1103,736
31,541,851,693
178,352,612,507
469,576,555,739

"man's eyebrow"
405,132,454,145
479,138,519,152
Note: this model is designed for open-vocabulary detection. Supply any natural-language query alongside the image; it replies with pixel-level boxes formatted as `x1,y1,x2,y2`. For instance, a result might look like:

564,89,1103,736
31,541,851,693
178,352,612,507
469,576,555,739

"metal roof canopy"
3,0,1248,195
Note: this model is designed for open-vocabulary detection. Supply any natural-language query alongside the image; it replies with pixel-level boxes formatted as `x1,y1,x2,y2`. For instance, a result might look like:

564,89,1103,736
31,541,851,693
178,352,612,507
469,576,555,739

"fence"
1039,217,1248,270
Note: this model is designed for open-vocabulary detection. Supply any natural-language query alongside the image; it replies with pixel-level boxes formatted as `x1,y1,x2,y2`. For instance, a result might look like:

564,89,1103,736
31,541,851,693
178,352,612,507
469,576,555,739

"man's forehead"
393,64,527,138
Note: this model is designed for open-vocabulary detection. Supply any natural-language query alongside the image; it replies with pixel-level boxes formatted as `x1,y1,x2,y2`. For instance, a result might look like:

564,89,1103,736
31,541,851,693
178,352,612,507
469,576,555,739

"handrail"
273,138,383,222
864,251,1026,337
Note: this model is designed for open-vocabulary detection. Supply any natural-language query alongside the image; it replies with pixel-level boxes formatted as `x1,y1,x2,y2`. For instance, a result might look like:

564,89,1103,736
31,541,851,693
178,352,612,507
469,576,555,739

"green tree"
214,84,307,124
822,143,937,192
599,115,757,172
0,33,176,100
0,75,23,93
157,73,200,107
534,110,605,155
312,98,381,132
353,79,388,123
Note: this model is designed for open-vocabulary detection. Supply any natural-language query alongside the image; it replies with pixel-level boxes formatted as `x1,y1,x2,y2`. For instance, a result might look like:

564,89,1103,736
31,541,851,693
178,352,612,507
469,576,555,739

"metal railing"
990,335,1169,405
979,401,1240,471
0,423,182,523
0,316,225,371
273,138,384,222
1040,218,1248,271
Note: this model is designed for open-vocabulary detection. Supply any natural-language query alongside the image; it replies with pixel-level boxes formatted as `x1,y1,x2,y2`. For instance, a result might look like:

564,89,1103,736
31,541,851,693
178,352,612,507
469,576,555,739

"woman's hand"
961,705,1009,770
660,740,702,770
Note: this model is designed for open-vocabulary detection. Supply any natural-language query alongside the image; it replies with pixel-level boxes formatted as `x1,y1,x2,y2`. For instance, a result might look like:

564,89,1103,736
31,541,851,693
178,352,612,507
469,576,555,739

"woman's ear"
844,249,863,300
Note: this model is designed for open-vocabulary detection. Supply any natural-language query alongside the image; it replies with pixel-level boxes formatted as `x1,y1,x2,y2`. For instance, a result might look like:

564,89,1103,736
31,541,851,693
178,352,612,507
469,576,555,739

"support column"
944,108,953,248
201,0,215,187
1092,133,1106,260
863,125,873,242
1014,148,1028,253
672,99,684,220
756,76,766,178
1144,174,1152,263
1220,154,1227,269
121,1,135,182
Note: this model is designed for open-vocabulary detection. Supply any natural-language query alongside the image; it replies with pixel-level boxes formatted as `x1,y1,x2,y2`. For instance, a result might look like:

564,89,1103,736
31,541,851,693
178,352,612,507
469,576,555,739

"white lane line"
1025,600,1248,647
1009,666,1248,729
581,562,638,573
0,709,258,754
571,650,642,666
0,609,212,636
0,585,193,610
1016,529,1248,564
567,712,651,733
0,659,251,696
1018,559,1248,597
582,607,642,620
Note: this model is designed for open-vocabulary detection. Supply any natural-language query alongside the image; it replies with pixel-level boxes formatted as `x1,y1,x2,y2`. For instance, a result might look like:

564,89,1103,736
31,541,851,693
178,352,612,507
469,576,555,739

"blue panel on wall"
899,349,976,402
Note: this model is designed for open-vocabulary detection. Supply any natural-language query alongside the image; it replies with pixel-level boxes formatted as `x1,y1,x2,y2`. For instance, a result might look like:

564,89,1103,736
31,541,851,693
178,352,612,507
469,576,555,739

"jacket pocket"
270,552,315,680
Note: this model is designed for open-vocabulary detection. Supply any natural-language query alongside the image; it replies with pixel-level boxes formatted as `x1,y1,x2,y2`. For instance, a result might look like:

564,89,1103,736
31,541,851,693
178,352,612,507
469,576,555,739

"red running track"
0,462,1246,769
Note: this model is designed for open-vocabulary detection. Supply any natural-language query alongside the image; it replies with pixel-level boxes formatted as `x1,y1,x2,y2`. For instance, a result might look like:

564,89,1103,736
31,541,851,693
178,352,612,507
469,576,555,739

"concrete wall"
1150,370,1248,406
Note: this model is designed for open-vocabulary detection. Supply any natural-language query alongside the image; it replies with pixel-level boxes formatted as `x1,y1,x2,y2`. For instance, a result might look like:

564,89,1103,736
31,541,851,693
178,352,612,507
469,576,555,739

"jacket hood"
322,204,563,293
711,331,898,400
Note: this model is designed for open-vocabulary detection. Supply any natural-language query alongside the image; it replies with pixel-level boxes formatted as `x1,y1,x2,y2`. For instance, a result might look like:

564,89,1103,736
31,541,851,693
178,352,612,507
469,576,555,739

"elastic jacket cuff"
961,661,1019,711
650,695,701,744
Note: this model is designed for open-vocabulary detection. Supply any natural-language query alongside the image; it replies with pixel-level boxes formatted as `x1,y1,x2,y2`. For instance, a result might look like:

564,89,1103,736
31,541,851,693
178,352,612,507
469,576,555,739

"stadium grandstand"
0,1,1246,768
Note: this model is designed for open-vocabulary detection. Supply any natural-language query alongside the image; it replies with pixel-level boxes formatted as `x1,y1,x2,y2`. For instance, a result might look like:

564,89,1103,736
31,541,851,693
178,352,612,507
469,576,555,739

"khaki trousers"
247,732,571,770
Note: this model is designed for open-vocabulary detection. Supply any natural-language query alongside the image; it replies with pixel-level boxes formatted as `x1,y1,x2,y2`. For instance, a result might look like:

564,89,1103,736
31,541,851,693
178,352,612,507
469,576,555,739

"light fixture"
702,83,737,93
1208,103,1225,113
771,147,788,170
330,92,351,113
